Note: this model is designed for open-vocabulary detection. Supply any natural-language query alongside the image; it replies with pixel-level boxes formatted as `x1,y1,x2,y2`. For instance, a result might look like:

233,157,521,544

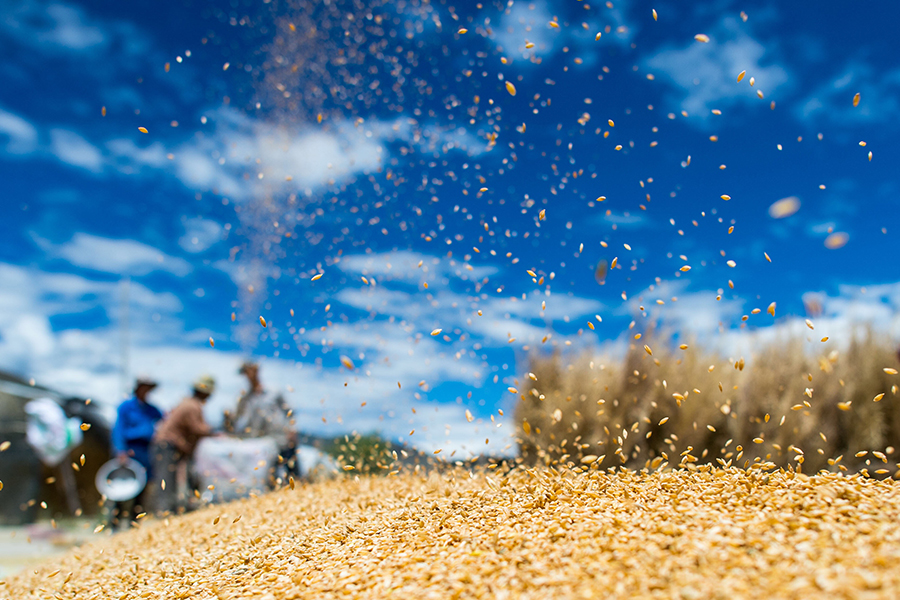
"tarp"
193,436,279,503
295,445,340,481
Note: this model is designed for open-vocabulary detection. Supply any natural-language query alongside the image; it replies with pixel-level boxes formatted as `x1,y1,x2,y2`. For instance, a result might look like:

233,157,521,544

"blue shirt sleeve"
112,399,161,453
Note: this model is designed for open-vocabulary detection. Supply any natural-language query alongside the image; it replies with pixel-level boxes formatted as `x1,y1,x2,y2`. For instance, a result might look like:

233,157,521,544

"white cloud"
38,3,106,49
283,319,517,456
621,278,900,365
629,280,745,337
105,138,169,172
179,218,224,254
808,221,837,235
161,109,488,201
492,1,558,57
332,251,604,356
334,250,603,338
0,260,515,457
602,212,648,228
173,147,242,196
17,105,487,202
0,106,38,154
643,18,790,118
164,108,387,199
337,250,497,285
0,263,180,318
4,314,55,359
0,262,183,383
0,1,106,53
491,0,634,63
7,252,899,458
277,249,610,450
49,129,103,172
46,233,192,276
133,346,514,457
797,62,900,128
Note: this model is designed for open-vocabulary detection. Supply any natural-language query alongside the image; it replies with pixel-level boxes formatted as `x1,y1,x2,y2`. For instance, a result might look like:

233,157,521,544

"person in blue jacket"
109,376,163,528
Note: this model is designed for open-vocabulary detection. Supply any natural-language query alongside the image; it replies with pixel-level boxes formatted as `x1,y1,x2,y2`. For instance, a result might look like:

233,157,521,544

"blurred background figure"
594,259,608,285
802,292,825,318
228,361,298,482
109,376,161,528
151,375,216,516
23,397,84,516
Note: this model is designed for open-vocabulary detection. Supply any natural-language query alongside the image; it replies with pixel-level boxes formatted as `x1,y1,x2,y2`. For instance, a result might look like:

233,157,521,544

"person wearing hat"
150,375,216,516
227,361,298,482
109,376,163,527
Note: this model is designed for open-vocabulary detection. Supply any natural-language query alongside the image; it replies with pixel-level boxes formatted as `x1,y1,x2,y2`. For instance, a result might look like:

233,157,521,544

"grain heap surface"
4,467,900,599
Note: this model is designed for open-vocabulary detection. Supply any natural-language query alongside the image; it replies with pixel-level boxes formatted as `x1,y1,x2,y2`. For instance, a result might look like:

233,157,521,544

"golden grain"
7,466,900,598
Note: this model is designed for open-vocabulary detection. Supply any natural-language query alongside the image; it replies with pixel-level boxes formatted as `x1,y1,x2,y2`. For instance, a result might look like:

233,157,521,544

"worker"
110,376,162,527
151,375,216,516
228,361,298,481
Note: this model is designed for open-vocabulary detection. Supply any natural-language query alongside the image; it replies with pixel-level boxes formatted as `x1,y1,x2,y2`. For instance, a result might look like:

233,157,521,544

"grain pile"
4,466,900,599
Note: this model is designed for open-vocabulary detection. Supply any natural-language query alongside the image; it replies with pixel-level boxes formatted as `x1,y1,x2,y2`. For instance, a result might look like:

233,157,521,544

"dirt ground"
0,520,95,580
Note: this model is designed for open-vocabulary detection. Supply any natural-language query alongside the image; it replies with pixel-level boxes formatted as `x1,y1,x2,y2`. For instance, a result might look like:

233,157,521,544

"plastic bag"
24,398,83,467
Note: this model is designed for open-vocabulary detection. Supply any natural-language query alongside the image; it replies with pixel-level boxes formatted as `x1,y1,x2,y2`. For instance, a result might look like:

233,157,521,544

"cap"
193,374,216,394
134,376,158,389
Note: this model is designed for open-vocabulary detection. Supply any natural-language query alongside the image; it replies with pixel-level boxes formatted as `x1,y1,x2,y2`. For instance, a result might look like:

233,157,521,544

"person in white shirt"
227,361,298,480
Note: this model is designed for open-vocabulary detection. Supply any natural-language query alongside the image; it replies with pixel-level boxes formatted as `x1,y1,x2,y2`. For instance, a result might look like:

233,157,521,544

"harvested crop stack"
4,466,900,598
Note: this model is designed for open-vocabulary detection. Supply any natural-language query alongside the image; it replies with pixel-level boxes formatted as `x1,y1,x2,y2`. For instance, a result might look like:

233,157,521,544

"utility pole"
119,276,130,400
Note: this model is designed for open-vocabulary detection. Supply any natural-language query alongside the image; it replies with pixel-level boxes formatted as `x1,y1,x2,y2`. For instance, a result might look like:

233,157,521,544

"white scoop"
95,458,147,502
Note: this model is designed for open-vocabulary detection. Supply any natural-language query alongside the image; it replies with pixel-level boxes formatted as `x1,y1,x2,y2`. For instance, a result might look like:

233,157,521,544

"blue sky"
2,0,899,457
